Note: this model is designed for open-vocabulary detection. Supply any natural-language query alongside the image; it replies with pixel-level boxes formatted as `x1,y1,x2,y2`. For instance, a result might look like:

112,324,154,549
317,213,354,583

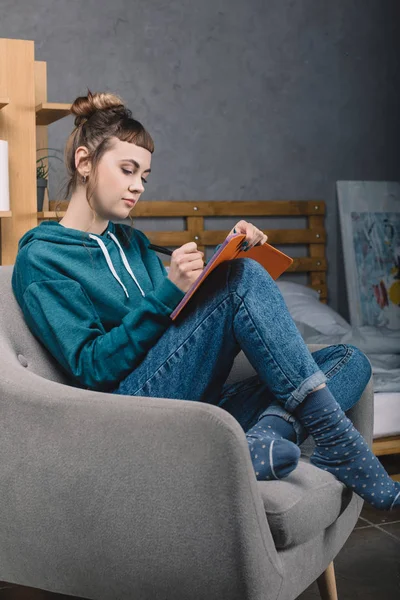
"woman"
12,90,399,511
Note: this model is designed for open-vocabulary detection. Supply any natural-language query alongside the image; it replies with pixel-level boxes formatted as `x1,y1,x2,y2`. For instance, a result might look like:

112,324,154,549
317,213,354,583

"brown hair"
56,88,154,244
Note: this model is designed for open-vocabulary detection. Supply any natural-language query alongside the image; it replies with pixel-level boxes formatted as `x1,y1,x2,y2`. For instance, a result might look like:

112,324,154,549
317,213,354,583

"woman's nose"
129,180,144,193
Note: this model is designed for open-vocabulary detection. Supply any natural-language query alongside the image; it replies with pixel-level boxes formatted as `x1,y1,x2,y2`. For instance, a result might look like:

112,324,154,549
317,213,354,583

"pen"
148,243,173,256
148,244,208,266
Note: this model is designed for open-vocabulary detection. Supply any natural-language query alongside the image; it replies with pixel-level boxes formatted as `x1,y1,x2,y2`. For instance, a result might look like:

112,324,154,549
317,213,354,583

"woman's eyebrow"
121,158,151,173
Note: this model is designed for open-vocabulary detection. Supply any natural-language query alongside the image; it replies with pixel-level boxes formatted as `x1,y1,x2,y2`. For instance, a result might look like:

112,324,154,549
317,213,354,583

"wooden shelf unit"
0,37,71,265
37,210,66,219
36,102,72,126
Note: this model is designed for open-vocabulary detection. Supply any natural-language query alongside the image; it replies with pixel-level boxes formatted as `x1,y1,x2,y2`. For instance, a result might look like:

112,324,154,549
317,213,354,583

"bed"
276,280,400,477
45,198,400,476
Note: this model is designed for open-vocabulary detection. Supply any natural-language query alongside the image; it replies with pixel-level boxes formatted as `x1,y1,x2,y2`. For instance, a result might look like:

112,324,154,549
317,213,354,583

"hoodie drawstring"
88,232,146,299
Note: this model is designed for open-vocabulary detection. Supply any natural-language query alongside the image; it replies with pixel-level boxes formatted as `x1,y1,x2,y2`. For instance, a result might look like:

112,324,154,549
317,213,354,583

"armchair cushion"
258,459,351,549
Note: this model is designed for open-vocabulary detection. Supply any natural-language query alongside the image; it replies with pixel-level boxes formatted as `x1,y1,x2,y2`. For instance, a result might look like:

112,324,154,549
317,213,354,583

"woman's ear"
75,146,92,177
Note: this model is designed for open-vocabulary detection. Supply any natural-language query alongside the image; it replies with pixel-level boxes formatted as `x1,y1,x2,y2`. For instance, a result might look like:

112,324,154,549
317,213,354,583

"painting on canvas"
337,181,400,330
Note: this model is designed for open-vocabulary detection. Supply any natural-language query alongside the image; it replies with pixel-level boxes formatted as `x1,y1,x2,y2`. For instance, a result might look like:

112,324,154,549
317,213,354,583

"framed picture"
337,181,400,330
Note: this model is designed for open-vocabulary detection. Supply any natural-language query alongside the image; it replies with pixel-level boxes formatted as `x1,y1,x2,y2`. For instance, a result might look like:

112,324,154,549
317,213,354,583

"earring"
82,175,87,184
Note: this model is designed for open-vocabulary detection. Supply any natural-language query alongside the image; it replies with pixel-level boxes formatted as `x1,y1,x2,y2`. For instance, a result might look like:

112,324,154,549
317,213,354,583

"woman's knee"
312,343,372,412
315,343,371,383
345,344,373,387
331,343,372,411
230,257,276,289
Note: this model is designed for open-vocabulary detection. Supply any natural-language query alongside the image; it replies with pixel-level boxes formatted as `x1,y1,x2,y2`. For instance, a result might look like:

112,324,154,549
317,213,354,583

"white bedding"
373,392,400,438
296,327,400,394
297,323,400,438
275,282,400,394
275,281,400,437
367,354,400,393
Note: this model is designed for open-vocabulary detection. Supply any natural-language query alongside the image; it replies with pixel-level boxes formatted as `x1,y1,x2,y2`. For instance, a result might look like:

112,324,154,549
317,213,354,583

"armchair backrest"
0,265,78,388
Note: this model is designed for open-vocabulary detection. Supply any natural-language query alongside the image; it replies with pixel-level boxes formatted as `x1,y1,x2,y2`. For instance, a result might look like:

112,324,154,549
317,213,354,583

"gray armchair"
0,265,373,600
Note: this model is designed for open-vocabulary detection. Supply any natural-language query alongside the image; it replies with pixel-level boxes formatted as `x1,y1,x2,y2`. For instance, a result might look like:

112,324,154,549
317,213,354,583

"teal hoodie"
11,220,188,392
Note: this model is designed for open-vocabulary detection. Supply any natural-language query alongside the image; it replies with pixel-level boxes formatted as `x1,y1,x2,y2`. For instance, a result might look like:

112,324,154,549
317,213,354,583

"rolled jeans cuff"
257,404,308,446
284,369,328,413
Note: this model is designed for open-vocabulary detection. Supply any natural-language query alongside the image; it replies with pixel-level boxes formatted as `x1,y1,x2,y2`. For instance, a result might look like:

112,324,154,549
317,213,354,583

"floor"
298,454,400,600
0,457,399,600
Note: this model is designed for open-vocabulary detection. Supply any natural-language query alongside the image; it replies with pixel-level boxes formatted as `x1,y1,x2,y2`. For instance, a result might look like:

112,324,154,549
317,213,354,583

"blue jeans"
112,258,372,443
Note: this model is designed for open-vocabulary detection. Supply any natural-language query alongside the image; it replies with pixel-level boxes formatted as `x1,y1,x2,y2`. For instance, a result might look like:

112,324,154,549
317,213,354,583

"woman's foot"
246,421,301,481
294,384,400,511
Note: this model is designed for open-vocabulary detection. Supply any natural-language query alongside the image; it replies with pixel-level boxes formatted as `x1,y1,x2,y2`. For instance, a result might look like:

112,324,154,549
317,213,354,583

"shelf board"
0,97,10,110
0,211,12,217
36,102,72,126
37,211,65,219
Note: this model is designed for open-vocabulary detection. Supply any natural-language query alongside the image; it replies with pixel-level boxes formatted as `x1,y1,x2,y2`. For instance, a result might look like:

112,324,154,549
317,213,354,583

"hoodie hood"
19,220,145,298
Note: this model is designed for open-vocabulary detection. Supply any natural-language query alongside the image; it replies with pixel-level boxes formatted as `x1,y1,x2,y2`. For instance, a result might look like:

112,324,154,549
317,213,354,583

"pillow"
276,282,351,336
276,281,319,300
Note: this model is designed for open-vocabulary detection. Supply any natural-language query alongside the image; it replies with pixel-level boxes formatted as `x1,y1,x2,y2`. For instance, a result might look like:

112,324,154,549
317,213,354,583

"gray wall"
1,0,399,320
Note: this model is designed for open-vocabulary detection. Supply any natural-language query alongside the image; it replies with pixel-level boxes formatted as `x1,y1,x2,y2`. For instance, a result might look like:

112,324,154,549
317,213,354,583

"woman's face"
87,137,152,218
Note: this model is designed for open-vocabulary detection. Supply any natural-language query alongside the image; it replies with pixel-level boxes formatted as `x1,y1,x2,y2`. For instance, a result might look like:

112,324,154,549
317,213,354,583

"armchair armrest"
0,369,284,599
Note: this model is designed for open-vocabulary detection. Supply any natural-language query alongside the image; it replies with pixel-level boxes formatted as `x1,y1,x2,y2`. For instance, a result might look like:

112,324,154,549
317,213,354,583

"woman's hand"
227,220,268,250
167,242,205,293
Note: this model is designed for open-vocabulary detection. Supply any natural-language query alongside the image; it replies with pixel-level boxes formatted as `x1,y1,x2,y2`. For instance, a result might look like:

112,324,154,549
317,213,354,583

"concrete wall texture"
1,0,399,320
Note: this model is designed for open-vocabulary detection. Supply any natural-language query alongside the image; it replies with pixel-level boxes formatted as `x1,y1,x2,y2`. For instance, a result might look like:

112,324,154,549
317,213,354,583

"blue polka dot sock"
294,386,400,511
245,420,301,481
257,414,297,443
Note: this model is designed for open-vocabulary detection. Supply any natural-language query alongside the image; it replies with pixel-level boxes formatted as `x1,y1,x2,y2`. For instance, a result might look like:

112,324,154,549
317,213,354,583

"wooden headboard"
44,199,327,303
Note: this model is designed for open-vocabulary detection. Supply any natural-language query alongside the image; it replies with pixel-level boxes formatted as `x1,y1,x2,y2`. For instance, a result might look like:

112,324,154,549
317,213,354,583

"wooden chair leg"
316,561,338,600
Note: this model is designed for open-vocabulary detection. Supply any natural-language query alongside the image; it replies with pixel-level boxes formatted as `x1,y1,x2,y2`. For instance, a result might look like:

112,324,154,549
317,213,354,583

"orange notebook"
170,233,293,321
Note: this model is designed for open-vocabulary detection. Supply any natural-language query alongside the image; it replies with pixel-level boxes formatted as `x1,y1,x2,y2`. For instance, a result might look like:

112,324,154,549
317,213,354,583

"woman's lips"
123,199,135,206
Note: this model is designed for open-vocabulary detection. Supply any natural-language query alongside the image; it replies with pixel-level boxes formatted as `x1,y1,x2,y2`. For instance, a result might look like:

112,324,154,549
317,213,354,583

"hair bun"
70,88,126,127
